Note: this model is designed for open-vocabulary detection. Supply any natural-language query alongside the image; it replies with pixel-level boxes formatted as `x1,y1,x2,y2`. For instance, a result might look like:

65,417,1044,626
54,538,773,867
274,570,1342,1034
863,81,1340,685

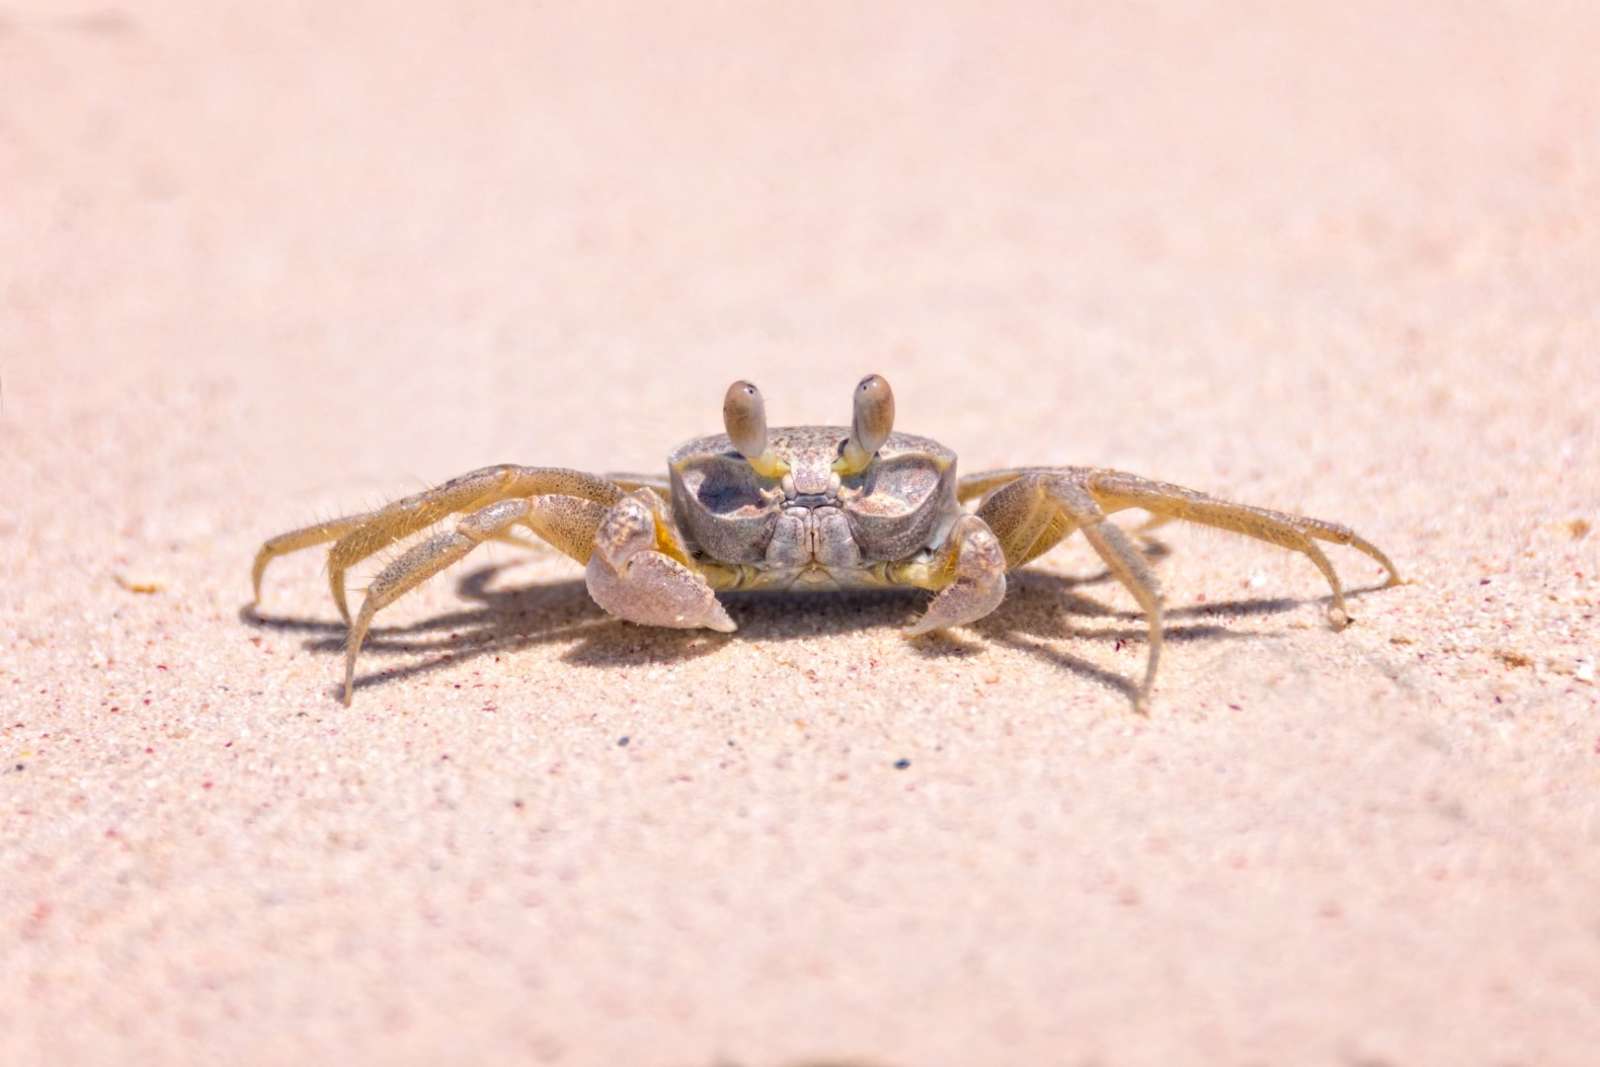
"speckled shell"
668,426,959,564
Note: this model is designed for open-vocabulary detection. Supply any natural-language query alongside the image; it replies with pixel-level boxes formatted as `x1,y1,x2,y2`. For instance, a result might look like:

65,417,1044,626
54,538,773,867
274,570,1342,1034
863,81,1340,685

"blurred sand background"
3,3,1599,1065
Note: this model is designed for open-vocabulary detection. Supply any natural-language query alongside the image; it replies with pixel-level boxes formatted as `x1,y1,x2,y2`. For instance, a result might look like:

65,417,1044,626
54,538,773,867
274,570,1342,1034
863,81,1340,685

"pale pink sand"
3,4,1599,1065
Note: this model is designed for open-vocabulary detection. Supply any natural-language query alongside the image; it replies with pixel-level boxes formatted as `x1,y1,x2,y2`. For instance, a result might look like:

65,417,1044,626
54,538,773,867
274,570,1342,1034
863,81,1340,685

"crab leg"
604,472,673,500
967,465,1405,708
972,472,1080,570
252,465,622,623
252,512,378,605
965,474,1168,709
337,491,610,705
1048,479,1166,711
957,467,1037,505
340,498,531,704
1082,469,1402,623
327,465,621,623
970,467,1400,600
974,472,1167,707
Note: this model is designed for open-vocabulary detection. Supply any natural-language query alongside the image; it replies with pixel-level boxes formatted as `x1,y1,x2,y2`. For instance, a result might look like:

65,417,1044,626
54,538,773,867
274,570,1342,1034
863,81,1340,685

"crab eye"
832,373,895,475
853,374,895,451
722,380,789,478
722,381,767,459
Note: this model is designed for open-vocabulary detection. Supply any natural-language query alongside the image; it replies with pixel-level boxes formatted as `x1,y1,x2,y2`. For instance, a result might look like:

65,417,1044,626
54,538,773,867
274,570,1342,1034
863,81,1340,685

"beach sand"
3,4,1598,1064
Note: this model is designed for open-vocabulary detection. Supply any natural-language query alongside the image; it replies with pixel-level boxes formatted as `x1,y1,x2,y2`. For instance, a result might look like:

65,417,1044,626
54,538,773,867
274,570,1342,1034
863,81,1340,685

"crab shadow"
965,568,1397,703
242,565,717,701
240,541,1390,706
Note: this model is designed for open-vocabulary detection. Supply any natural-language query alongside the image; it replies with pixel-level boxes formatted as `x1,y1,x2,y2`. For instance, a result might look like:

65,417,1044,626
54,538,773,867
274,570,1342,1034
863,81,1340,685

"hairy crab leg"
336,492,608,705
957,467,1039,505
252,512,378,605
1043,477,1166,711
604,472,673,500
972,473,1079,570
341,497,537,705
966,464,1406,707
312,466,620,623
1083,469,1402,623
971,471,1170,708
966,466,1400,596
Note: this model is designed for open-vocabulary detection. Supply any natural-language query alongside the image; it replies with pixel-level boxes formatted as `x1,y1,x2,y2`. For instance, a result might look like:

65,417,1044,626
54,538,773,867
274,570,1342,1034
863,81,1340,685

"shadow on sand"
241,548,1393,708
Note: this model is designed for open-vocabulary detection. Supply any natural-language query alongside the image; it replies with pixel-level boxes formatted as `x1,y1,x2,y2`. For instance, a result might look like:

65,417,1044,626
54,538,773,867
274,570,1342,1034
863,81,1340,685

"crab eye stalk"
832,373,895,475
722,380,789,478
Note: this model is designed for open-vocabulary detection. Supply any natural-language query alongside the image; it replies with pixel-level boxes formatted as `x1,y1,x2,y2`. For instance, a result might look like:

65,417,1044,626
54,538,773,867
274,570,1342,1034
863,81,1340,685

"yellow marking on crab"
886,553,954,591
831,443,874,477
651,511,696,567
749,451,791,478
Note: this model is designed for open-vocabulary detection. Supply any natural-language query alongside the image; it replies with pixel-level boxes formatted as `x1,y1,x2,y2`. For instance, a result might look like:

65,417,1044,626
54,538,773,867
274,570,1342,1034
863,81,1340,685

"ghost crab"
252,374,1402,707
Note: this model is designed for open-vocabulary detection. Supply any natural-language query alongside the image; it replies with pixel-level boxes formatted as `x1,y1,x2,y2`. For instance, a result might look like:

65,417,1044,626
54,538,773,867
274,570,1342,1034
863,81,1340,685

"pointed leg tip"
330,578,352,625
1328,606,1351,630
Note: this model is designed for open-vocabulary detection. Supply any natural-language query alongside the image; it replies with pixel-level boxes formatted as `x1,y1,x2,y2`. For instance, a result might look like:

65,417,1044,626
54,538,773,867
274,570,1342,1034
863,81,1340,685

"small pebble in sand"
1568,518,1592,539
617,736,631,747
115,573,166,594
1575,659,1595,684
894,758,911,770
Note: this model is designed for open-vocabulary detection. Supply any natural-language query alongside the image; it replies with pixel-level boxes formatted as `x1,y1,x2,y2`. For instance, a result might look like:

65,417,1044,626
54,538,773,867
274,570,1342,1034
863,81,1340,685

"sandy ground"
3,3,1599,1065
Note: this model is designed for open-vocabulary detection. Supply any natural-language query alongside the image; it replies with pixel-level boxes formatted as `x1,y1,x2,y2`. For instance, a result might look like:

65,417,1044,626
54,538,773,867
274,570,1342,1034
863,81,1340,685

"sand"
3,3,1598,1065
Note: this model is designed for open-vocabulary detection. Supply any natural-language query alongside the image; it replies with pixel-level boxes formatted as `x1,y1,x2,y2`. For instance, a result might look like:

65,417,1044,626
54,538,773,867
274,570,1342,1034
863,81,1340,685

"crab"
252,374,1402,707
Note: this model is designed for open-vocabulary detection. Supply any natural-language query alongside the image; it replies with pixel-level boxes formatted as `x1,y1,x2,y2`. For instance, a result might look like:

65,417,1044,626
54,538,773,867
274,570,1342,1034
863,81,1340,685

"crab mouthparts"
793,566,840,587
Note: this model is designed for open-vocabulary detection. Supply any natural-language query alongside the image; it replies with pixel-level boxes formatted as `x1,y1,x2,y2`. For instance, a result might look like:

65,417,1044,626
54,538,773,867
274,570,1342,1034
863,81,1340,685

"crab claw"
903,515,1007,635
585,490,736,632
